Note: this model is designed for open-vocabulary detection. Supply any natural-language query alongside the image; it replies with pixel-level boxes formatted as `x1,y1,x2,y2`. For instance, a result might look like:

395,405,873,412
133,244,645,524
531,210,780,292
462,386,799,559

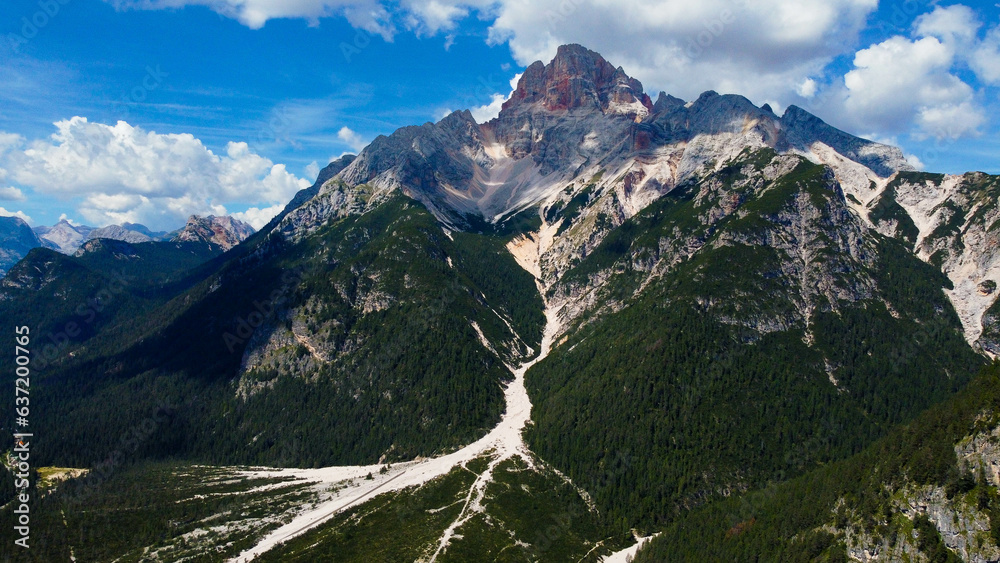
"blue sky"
1,0,998,230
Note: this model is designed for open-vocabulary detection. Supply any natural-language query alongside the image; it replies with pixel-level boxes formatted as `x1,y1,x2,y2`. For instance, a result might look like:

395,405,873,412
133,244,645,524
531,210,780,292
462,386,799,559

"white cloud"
469,73,521,123
914,5,979,45
470,94,506,123
0,186,25,201
972,26,1000,84
916,101,985,140
905,153,926,170
0,132,22,151
337,126,368,152
401,0,468,35
0,207,31,225
0,135,21,185
836,35,982,138
101,0,996,146
106,0,876,108
796,78,818,98
232,203,286,229
305,161,321,182
5,117,310,229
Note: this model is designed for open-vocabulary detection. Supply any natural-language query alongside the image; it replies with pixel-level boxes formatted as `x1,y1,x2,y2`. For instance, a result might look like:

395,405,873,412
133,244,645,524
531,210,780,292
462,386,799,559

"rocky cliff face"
315,46,912,291
501,44,652,116
261,154,357,239
860,172,1000,355
836,414,1000,563
172,215,255,250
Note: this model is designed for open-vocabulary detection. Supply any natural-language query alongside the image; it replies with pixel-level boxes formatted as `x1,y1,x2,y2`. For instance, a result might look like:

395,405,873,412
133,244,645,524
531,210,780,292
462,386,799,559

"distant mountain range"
0,214,255,276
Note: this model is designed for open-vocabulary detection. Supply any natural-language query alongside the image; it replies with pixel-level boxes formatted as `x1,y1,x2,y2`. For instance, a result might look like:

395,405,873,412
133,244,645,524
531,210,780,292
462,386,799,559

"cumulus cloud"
401,0,469,35
469,94,505,123
914,5,979,45
470,73,520,123
837,35,982,138
916,101,985,140
5,117,309,229
0,133,22,152
0,186,26,201
337,126,368,152
828,5,994,140
972,26,1000,84
0,207,31,224
796,78,818,98
106,0,876,107
232,203,286,229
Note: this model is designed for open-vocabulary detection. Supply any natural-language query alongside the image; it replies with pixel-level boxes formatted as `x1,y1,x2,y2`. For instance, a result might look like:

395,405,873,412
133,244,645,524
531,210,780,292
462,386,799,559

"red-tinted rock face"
501,44,652,115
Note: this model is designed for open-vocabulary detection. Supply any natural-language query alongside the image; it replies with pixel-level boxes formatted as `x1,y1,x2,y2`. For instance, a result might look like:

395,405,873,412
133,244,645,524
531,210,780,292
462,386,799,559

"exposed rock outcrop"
172,215,255,250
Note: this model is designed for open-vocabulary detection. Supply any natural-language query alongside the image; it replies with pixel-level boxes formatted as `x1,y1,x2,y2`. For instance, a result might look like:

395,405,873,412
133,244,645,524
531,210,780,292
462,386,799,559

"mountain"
122,222,169,240
0,216,45,275
33,219,93,253
27,217,242,257
171,214,255,249
86,224,153,244
334,44,909,231
72,237,228,284
2,44,999,562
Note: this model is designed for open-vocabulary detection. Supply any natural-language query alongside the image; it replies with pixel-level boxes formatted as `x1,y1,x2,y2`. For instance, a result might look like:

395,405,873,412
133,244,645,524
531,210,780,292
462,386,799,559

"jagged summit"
501,44,653,117
34,219,93,254
172,215,255,250
326,44,912,231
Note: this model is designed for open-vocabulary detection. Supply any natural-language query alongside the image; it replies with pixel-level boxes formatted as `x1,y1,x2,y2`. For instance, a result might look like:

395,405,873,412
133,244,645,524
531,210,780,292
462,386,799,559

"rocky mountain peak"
172,215,255,250
34,219,93,254
323,43,915,235
500,43,652,117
